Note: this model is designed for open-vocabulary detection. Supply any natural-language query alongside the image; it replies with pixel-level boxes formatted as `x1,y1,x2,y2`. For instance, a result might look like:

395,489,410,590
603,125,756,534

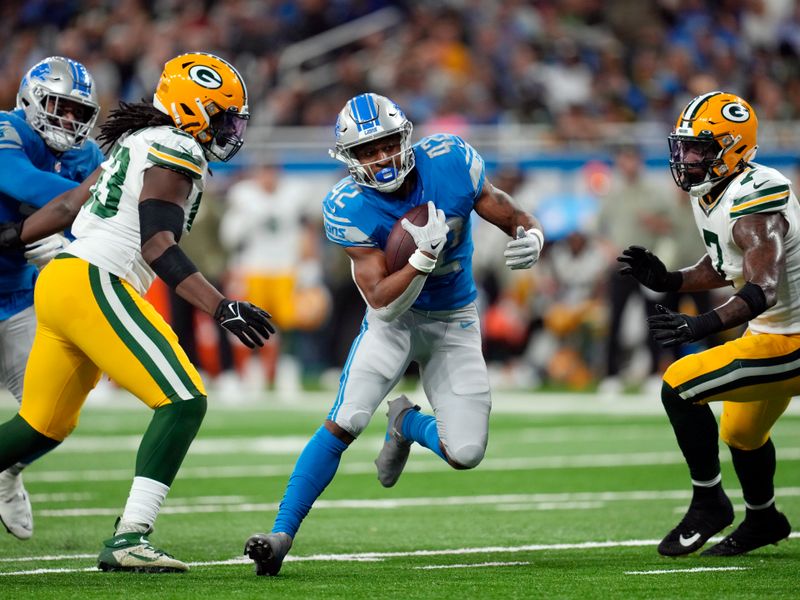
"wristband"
734,281,768,318
408,249,437,274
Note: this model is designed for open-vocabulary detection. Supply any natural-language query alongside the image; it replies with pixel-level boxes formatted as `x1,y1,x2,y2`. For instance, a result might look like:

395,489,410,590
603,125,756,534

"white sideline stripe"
31,488,800,518
415,561,531,570
625,567,751,575
23,448,800,483
3,535,799,577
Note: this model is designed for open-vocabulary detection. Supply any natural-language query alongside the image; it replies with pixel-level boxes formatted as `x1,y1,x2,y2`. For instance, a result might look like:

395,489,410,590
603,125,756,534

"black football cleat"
658,494,735,556
244,532,293,576
701,511,791,556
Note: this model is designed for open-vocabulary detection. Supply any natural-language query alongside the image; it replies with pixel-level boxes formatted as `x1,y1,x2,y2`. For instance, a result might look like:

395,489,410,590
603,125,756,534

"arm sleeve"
0,148,78,208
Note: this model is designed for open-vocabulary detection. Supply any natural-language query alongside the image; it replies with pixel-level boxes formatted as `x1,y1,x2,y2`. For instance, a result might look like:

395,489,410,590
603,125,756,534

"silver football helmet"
16,56,100,153
329,93,414,193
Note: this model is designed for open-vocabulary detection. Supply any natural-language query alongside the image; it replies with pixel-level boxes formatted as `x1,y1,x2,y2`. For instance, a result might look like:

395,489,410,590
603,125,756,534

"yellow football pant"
20,257,205,441
663,330,797,450
241,273,296,330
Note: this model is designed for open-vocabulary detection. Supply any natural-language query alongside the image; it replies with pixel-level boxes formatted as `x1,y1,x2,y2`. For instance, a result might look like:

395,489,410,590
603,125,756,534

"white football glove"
401,201,450,259
504,225,543,270
24,233,69,269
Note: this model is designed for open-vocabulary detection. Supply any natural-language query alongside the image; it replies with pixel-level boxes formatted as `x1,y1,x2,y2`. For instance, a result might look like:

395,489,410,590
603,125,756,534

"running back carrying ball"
384,204,429,273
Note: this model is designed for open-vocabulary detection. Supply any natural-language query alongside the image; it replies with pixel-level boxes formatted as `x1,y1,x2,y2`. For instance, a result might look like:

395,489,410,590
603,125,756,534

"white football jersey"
68,126,207,295
690,162,800,334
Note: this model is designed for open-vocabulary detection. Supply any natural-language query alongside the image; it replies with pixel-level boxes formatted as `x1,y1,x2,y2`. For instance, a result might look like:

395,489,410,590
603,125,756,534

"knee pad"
447,443,485,469
720,422,767,451
334,409,371,438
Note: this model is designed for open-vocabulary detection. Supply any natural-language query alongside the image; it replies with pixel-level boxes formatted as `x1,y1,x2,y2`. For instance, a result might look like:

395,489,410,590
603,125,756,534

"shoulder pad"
143,127,206,180
730,165,790,218
322,179,375,247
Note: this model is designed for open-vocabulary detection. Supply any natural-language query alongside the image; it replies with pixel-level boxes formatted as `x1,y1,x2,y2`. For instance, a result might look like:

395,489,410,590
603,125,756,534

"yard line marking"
22,449,800,483
415,561,531,570
625,567,751,575
0,554,95,563
3,536,797,577
33,488,800,518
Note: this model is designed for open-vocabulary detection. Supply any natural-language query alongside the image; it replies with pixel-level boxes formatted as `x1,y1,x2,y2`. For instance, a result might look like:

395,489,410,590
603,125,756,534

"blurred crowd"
2,0,800,393
3,1,800,133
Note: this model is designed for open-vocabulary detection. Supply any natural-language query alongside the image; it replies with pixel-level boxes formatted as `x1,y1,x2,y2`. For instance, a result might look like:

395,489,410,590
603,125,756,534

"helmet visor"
207,110,248,162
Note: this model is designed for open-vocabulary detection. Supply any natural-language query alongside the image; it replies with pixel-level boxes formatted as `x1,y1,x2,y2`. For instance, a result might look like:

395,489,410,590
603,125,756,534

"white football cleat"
0,472,33,540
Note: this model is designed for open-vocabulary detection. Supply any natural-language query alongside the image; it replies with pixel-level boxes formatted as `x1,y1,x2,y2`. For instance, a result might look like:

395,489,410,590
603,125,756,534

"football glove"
0,221,24,252
24,233,69,268
647,304,722,348
214,299,276,348
401,201,449,259
504,226,543,270
617,245,683,292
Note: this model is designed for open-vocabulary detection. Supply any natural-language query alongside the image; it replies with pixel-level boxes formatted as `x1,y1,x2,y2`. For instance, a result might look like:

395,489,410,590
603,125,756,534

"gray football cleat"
244,532,293,576
0,472,33,540
375,395,420,488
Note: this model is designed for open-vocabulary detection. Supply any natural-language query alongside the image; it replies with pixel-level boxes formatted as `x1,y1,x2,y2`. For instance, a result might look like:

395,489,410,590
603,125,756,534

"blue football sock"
272,425,349,538
401,409,446,460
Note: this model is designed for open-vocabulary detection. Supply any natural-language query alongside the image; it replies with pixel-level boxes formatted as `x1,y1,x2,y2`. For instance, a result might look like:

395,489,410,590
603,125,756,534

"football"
384,204,429,274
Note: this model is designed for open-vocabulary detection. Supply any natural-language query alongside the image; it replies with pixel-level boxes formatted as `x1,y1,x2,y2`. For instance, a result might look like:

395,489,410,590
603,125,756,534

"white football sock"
117,476,169,534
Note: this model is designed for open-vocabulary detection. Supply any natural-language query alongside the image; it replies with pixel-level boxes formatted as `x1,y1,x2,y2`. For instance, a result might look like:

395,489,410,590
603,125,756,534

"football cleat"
658,493,735,556
701,511,791,556
375,395,420,488
244,532,293,576
0,472,33,540
97,532,188,572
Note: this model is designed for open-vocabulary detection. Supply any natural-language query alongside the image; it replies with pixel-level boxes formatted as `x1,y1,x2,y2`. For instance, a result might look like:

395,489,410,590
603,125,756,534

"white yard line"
31,487,800,518
415,561,531,570
625,566,751,575
22,448,800,484
5,535,797,577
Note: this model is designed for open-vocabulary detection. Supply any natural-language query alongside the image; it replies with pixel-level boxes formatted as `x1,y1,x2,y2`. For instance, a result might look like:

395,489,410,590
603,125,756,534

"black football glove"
647,304,722,348
214,299,275,348
617,245,682,292
0,221,25,252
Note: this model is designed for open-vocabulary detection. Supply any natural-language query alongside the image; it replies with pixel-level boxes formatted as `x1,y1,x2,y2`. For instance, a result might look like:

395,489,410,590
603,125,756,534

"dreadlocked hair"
98,100,175,151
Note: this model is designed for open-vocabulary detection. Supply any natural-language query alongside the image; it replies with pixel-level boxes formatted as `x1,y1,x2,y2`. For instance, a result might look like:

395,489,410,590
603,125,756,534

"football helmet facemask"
16,56,100,153
329,93,414,193
153,52,249,162
668,91,758,196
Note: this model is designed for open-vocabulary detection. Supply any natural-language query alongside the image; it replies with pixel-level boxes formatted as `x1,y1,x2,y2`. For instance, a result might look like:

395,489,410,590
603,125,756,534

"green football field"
0,390,798,599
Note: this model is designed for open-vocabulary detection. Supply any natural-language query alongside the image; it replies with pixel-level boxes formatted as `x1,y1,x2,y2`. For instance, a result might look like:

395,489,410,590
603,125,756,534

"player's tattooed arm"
473,179,541,236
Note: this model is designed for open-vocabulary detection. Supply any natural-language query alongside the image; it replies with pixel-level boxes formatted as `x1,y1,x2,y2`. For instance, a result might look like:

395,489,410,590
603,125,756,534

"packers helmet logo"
188,65,223,89
721,102,750,123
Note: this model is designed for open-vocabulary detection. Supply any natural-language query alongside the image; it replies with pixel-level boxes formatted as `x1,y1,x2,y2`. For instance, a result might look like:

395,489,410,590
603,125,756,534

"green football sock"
0,414,60,472
135,397,207,486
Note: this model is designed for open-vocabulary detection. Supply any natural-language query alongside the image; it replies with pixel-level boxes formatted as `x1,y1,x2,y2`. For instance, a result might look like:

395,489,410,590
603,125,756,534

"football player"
619,91,794,556
0,56,104,541
0,53,274,571
244,92,544,576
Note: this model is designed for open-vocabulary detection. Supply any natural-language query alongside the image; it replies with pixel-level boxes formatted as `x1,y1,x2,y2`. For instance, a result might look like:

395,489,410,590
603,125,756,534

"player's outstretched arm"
139,166,274,347
0,166,102,251
473,178,544,269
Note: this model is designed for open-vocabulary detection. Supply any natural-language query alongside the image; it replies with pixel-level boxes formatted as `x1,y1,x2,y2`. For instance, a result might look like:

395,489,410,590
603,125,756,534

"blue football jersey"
0,109,104,317
323,133,486,311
